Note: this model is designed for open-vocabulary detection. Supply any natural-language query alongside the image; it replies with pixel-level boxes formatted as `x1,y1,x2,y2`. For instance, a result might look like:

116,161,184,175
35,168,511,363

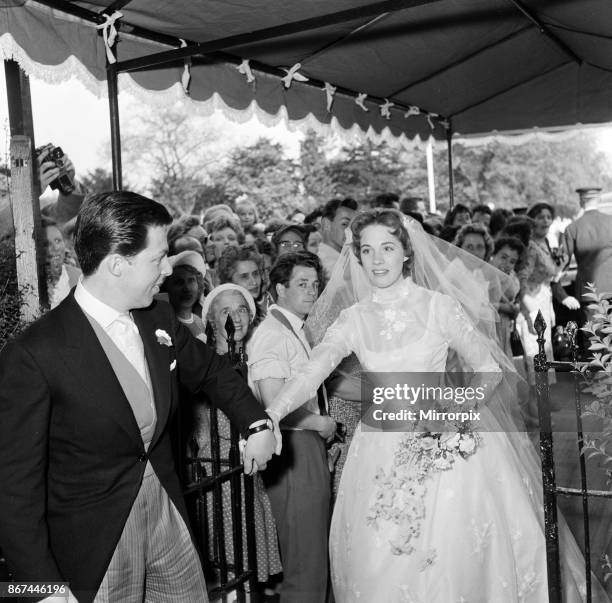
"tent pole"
446,121,454,209
426,137,436,213
107,64,123,190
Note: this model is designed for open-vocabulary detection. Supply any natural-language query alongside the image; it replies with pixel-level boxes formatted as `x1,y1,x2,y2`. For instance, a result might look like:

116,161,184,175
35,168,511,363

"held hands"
242,428,277,476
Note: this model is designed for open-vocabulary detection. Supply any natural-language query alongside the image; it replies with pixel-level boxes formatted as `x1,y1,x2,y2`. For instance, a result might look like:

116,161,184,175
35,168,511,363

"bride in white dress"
266,209,608,602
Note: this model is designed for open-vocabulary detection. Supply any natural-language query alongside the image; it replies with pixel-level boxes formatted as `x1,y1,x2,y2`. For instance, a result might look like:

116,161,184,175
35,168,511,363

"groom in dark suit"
0,191,277,602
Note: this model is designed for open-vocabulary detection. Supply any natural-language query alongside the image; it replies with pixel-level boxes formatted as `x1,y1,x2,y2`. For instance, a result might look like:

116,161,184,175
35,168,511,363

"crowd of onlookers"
23,146,612,602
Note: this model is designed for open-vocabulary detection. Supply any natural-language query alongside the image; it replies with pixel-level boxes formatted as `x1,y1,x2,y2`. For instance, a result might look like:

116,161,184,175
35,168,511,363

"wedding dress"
270,276,608,602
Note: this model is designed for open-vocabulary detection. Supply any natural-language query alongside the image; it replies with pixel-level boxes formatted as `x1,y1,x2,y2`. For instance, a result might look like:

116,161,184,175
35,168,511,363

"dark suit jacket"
0,292,268,602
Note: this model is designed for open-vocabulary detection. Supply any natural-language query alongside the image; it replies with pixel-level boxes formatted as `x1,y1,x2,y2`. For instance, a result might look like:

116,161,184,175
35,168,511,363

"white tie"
109,314,149,385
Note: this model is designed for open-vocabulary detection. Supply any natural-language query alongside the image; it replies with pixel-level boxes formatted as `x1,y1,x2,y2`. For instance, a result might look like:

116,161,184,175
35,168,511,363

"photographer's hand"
37,145,60,192
63,154,76,183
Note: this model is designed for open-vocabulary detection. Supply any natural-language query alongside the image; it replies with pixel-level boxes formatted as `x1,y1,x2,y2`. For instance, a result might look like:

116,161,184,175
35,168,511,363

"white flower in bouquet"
419,435,438,450
433,455,454,470
439,432,461,450
459,437,477,455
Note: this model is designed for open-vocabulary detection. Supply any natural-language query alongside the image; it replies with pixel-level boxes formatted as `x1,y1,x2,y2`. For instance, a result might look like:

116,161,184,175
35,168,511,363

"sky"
0,76,304,182
2,74,612,189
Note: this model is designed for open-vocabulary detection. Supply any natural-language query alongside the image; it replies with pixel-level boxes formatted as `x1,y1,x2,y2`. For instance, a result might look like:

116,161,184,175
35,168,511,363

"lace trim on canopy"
0,27,424,149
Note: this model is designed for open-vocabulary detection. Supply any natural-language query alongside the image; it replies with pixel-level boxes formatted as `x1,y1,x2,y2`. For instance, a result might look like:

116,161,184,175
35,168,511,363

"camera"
36,144,75,195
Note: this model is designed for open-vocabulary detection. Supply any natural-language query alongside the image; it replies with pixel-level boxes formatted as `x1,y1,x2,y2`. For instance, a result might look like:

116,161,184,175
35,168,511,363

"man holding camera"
0,144,84,241
247,251,335,603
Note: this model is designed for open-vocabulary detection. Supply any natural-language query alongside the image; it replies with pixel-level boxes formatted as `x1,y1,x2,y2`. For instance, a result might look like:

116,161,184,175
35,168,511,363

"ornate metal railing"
534,313,612,603
175,316,257,602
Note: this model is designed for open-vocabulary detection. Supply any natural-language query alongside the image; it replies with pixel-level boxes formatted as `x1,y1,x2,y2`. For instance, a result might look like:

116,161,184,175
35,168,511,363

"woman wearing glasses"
272,224,307,256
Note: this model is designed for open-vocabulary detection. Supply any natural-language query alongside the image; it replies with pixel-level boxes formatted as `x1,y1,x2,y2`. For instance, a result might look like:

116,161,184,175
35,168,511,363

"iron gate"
534,313,612,603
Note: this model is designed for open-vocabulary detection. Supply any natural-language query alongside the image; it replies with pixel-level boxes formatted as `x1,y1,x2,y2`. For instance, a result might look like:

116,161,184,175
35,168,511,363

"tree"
299,130,336,204
214,138,302,220
80,168,115,195
121,103,226,216
325,139,428,202
434,132,612,217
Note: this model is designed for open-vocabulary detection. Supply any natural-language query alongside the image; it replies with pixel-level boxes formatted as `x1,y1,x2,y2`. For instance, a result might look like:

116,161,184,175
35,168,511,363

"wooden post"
4,59,45,317
10,136,42,321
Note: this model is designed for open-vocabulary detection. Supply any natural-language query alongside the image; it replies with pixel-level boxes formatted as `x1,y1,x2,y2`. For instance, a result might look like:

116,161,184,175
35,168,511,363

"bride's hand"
266,409,283,455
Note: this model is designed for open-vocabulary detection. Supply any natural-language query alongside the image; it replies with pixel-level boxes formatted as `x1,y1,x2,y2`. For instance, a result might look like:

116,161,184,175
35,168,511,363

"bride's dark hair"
350,209,413,276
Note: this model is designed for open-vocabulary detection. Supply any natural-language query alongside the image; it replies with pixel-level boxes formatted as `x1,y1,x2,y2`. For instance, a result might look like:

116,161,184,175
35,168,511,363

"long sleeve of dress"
267,308,356,420
436,293,503,391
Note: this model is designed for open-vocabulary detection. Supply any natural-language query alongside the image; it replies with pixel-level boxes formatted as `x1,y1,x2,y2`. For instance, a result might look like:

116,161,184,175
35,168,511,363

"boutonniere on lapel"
155,329,173,347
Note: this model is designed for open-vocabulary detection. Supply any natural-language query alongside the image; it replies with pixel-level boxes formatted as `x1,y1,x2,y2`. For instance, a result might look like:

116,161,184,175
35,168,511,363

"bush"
0,237,28,350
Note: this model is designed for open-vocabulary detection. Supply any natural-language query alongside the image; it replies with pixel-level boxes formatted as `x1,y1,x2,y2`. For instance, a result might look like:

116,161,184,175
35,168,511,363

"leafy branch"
578,284,612,487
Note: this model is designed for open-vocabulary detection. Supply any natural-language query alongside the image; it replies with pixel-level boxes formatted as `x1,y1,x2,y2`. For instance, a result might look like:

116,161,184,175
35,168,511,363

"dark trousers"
262,430,330,603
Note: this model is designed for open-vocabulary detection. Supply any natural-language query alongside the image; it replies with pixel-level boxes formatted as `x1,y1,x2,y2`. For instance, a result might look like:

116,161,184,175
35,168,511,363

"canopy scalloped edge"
0,30,425,151
456,122,612,147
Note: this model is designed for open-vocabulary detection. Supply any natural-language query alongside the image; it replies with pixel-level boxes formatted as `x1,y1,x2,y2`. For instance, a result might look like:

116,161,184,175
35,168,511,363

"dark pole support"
446,120,455,209
534,311,563,603
107,64,123,190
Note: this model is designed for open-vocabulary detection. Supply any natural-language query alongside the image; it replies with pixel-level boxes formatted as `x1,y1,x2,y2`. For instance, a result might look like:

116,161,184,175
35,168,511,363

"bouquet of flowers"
366,424,480,556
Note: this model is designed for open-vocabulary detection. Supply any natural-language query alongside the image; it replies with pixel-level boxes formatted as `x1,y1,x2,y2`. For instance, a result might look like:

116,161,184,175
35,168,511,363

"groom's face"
121,225,172,309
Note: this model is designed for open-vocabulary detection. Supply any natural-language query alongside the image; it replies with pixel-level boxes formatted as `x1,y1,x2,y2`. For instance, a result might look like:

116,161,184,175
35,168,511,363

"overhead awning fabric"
1,0,612,144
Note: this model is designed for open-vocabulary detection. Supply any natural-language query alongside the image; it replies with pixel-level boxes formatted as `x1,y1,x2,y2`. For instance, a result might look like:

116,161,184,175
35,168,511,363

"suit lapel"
133,308,171,450
57,294,142,443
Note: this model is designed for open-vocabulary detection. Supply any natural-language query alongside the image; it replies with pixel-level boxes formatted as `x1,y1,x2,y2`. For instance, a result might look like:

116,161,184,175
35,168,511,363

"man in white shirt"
248,251,336,603
317,197,358,281
0,191,277,603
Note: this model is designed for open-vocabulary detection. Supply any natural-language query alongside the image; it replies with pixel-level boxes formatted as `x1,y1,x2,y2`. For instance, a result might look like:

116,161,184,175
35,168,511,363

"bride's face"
359,224,405,288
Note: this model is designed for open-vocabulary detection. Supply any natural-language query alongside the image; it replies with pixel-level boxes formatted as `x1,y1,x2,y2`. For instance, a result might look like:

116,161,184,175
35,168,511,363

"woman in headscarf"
194,284,282,589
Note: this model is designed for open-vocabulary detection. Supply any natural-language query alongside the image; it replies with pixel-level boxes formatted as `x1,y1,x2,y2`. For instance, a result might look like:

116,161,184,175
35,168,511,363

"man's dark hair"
217,244,264,285
404,210,424,224
399,196,424,214
472,204,492,216
269,251,323,301
304,207,323,224
489,208,513,237
74,191,172,276
321,197,358,221
371,193,399,209
493,235,525,258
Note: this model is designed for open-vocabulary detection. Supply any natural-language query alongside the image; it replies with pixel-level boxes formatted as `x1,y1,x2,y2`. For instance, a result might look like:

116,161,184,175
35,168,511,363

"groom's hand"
243,429,276,475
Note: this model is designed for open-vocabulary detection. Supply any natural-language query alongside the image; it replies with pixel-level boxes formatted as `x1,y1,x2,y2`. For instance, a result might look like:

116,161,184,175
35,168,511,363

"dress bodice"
269,278,499,420
347,285,452,373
